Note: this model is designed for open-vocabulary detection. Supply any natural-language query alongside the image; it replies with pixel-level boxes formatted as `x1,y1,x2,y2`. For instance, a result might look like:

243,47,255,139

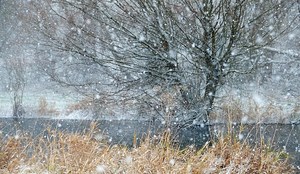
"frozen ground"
0,82,299,123
0,88,79,118
214,82,300,124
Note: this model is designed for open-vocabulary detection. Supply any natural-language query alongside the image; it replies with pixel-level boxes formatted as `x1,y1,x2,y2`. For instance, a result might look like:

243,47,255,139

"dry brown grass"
0,123,296,174
211,95,288,123
38,97,60,116
66,97,94,115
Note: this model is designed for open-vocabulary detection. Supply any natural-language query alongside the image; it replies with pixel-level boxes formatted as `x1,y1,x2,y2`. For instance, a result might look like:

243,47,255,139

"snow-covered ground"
0,88,79,118
213,82,300,124
0,82,299,124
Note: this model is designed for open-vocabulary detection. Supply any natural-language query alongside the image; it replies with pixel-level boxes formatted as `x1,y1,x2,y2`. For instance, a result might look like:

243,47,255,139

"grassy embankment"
0,122,296,174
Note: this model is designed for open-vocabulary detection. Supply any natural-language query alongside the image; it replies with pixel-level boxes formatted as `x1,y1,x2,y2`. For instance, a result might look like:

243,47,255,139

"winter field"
0,86,300,173
0,90,78,118
1,0,300,173
1,83,299,123
1,75,300,173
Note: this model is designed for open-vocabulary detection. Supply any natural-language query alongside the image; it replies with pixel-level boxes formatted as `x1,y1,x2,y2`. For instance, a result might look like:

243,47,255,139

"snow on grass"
95,165,107,173
0,125,296,173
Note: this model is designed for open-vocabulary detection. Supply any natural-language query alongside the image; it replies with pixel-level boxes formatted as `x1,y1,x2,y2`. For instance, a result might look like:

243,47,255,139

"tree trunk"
203,71,219,123
12,90,25,118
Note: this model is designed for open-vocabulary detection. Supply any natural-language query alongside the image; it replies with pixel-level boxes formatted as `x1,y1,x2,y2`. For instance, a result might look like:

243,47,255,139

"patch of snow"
288,33,295,40
55,110,94,120
263,46,299,58
96,165,106,173
255,35,264,44
252,93,266,107
169,49,176,58
93,133,108,142
200,123,205,128
169,159,176,166
124,156,133,165
241,116,248,124
238,133,244,140
139,34,146,42
86,19,91,25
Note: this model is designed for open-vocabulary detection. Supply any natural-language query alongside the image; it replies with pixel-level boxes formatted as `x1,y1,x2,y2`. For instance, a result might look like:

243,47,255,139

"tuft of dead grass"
197,134,293,174
0,122,296,174
38,97,60,116
211,95,288,124
0,137,28,173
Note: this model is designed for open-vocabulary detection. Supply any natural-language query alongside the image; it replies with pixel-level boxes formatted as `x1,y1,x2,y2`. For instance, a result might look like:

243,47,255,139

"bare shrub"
38,97,59,116
212,93,288,124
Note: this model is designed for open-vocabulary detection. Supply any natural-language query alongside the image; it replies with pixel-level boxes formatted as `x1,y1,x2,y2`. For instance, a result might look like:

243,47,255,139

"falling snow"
0,0,299,173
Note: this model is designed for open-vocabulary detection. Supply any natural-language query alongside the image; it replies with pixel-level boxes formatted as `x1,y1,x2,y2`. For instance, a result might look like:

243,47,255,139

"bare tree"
5,58,26,118
28,0,299,124
0,0,28,118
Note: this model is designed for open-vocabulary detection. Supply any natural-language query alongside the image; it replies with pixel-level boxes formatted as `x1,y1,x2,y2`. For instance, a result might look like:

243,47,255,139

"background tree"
0,0,28,118
28,0,299,124
5,57,27,117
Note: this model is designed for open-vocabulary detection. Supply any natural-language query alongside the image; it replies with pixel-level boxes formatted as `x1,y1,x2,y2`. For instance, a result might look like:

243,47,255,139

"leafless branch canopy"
26,0,299,122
